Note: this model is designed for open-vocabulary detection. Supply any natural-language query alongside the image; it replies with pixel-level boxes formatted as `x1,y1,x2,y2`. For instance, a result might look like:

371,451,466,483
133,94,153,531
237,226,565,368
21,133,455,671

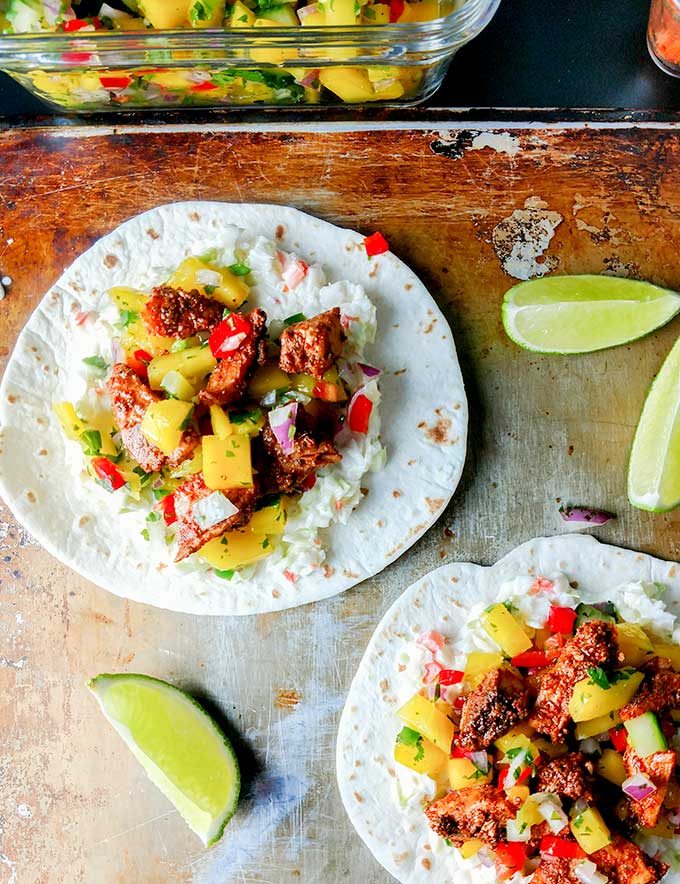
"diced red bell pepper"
191,80,219,92
423,661,443,684
388,0,404,22
497,766,509,790
61,51,94,63
451,746,468,759
348,393,373,433
511,650,551,669
453,695,466,710
515,764,533,786
127,348,152,380
609,725,628,753
363,231,390,257
100,75,133,89
91,457,126,492
62,18,91,31
313,381,346,402
547,605,577,634
209,313,252,358
539,836,586,860
439,669,464,686
495,842,527,880
157,493,177,526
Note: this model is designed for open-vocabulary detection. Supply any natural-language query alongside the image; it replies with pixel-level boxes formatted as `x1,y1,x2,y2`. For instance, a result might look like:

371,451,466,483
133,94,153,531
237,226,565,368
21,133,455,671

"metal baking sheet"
2,120,680,884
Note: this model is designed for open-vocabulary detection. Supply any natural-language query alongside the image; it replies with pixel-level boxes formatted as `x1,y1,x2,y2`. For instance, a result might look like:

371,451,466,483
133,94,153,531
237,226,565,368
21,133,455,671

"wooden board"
3,121,680,884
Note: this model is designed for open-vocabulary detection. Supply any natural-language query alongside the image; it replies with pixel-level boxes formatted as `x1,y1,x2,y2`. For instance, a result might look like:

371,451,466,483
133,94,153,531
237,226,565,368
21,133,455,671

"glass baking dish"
0,0,500,111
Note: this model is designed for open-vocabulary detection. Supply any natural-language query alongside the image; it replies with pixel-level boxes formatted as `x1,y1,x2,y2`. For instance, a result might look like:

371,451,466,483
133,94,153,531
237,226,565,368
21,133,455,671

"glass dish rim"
0,0,501,55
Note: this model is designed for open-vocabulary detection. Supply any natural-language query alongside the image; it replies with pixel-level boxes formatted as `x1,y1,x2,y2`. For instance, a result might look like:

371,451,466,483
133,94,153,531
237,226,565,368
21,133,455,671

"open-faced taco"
337,535,680,883
0,202,467,615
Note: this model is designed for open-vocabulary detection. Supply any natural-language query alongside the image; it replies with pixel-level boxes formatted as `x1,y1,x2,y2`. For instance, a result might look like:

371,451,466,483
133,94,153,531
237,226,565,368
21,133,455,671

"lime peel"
88,673,240,846
502,275,680,354
629,334,680,512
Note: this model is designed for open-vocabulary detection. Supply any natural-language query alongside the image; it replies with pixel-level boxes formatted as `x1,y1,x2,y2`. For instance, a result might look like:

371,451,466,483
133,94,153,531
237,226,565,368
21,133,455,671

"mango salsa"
209,405,232,440
165,256,249,310
570,807,611,854
199,530,274,569
394,727,447,779
596,749,627,786
459,840,485,860
147,346,217,390
448,756,492,790
397,694,454,754
137,0,187,29
463,652,504,690
248,497,288,535
616,623,654,668
108,286,147,313
480,604,532,657
140,400,193,454
203,435,253,490
652,642,680,671
249,363,291,398
568,669,644,722
53,402,118,458
575,710,622,740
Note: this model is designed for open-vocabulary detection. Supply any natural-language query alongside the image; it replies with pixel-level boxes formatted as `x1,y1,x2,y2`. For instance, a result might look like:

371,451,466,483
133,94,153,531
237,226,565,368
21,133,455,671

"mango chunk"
203,434,253,490
147,346,216,390
480,604,532,657
397,694,454,753
199,530,273,569
394,728,447,779
448,756,492,790
140,400,193,454
568,669,644,722
570,807,611,854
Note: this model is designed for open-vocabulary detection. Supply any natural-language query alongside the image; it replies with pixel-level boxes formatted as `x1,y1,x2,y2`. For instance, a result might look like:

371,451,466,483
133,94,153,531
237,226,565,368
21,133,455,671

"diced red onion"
572,797,589,816
667,809,680,826
506,817,532,843
297,3,319,19
574,860,608,884
622,773,656,802
358,363,381,378
268,402,298,454
297,68,320,87
192,492,239,530
111,341,125,363
469,751,490,773
579,738,601,755
422,660,443,684
422,682,437,701
195,267,222,285
281,259,308,291
559,505,616,525
416,631,445,653
477,848,494,868
535,794,568,833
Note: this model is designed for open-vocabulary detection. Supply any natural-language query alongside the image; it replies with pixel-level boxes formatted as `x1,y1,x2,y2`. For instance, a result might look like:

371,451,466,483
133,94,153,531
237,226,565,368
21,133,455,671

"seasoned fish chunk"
107,363,198,472
591,834,668,884
458,667,530,751
199,309,267,407
620,669,680,721
173,474,257,562
536,752,595,802
278,308,345,380
529,621,620,743
623,747,676,828
142,285,223,339
424,785,516,848
531,857,582,884
260,409,341,493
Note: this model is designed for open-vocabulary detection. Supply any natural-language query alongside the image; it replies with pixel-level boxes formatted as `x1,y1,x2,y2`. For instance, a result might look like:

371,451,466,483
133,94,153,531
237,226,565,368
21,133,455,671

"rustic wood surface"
3,122,680,884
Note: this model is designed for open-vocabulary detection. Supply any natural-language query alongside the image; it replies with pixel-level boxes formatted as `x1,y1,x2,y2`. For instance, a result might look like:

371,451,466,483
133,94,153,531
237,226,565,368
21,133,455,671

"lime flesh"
502,275,680,354
89,673,240,846
629,334,680,512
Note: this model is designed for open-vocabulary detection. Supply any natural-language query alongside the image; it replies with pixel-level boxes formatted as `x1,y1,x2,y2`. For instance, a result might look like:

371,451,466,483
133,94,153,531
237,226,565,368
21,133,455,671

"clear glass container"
648,0,680,76
0,0,500,112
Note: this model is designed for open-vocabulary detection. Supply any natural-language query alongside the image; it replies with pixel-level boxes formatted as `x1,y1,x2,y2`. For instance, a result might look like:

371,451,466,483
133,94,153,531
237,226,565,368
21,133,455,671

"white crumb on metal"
469,132,521,157
16,805,32,819
6,238,13,245
492,196,563,281
0,656,27,670
0,284,5,301
2,276,12,286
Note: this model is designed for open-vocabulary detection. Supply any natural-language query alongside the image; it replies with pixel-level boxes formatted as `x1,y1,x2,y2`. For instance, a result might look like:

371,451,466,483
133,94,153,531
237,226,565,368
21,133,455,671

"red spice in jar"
649,0,680,73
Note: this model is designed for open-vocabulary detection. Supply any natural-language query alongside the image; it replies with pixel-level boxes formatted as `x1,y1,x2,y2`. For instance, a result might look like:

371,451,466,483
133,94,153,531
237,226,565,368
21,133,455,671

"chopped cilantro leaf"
170,339,192,353
120,309,139,327
228,261,252,277
140,528,150,541
283,312,306,326
152,488,172,500
82,355,107,371
204,285,216,295
215,568,235,580
79,429,102,456
586,666,610,690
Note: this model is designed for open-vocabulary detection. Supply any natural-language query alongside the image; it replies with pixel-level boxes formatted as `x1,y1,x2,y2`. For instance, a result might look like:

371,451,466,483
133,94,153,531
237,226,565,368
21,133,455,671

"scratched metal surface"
3,122,680,884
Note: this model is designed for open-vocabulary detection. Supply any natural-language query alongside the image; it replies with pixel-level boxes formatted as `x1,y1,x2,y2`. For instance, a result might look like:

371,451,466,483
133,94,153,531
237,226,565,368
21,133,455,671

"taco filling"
392,577,680,883
53,233,384,581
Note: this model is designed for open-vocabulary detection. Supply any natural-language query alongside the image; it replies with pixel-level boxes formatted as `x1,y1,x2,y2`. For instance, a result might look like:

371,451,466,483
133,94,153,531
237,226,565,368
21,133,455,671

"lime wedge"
629,335,680,512
88,673,240,846
502,275,680,354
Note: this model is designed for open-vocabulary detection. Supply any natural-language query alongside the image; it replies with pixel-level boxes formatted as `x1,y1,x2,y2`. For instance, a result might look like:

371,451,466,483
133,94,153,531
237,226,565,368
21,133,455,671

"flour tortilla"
336,535,680,883
0,202,467,615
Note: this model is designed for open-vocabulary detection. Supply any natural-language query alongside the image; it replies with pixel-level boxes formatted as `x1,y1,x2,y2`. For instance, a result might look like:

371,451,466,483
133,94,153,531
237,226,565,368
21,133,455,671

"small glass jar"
648,0,680,76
